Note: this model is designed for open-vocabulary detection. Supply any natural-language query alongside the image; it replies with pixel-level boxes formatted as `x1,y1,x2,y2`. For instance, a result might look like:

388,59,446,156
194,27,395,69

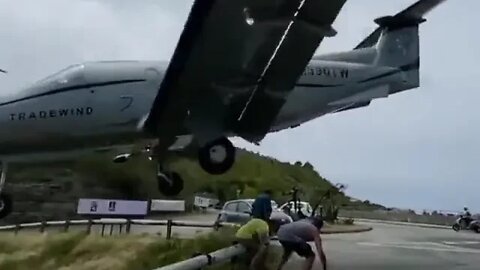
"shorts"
279,240,314,258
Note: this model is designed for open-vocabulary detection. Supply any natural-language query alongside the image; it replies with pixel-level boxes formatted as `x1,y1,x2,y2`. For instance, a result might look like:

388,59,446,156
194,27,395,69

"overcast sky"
0,0,477,212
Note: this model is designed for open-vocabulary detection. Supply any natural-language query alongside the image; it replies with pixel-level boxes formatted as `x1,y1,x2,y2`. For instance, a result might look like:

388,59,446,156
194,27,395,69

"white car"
216,199,293,227
279,201,314,217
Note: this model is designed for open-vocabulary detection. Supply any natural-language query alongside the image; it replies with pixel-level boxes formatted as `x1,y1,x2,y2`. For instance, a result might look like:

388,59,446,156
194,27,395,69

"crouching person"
276,216,327,270
235,218,270,270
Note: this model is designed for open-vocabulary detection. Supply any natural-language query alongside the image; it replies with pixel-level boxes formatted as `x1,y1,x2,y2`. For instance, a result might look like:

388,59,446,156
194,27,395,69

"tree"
309,183,347,222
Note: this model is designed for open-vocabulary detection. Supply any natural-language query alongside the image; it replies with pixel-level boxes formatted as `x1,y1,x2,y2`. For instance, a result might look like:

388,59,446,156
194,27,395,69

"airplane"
0,0,446,219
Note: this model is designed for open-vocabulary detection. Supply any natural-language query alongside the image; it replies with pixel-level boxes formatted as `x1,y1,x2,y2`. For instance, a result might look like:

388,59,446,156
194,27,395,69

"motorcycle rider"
462,207,473,226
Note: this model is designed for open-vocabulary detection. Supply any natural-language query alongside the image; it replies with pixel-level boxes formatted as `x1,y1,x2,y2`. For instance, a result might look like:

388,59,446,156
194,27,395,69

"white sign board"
77,198,148,216
150,200,185,212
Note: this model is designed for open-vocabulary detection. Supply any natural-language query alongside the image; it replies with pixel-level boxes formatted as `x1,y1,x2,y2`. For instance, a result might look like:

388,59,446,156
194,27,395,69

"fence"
0,218,238,239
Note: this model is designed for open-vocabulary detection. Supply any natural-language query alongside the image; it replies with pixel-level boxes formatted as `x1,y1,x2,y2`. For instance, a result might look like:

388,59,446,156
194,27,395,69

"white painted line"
356,242,480,254
462,241,480,245
443,241,480,245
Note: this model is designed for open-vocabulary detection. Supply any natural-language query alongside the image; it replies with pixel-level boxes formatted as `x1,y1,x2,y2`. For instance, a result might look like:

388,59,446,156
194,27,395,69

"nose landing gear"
0,162,12,219
156,165,184,196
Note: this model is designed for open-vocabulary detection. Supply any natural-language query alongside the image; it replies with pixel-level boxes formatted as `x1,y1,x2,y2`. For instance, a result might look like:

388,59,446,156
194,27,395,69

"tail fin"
357,0,447,92
373,17,422,89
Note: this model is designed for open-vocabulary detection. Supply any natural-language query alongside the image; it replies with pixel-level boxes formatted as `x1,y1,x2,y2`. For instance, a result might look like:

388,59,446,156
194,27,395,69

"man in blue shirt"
251,190,273,221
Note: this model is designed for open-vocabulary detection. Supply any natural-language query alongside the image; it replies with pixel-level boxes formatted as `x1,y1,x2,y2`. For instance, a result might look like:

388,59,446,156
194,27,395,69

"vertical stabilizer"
355,0,447,92
374,18,421,89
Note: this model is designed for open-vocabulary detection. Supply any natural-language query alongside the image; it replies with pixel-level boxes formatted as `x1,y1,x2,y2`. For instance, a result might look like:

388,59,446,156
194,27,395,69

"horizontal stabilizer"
354,0,447,49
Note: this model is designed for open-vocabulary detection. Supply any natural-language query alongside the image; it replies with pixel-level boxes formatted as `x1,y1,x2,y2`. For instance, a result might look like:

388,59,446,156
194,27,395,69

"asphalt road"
279,221,480,270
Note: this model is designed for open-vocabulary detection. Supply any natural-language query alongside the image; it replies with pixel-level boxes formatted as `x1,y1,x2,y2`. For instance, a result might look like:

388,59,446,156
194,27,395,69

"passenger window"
224,203,237,212
237,202,251,214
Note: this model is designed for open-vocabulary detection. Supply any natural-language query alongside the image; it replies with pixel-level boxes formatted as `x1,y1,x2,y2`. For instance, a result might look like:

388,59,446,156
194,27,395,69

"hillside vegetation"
5,148,382,224
72,149,357,207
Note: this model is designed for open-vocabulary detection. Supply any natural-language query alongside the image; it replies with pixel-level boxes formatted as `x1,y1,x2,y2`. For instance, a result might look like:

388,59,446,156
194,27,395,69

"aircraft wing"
144,0,347,143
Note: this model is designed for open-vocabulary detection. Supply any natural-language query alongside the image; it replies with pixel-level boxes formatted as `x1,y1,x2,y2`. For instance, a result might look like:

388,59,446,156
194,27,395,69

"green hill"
73,148,348,205
3,148,382,224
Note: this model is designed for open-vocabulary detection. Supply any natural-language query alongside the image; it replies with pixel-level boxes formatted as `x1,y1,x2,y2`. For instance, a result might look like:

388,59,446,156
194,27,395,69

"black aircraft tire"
198,137,235,175
452,224,460,232
0,193,13,219
157,172,184,196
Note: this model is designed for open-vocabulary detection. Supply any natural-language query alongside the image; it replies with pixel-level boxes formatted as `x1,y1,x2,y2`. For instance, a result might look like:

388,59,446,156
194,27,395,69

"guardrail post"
213,221,220,232
64,219,70,233
109,224,114,236
166,219,172,239
40,220,47,233
14,223,20,235
126,219,131,234
101,224,106,237
86,219,93,234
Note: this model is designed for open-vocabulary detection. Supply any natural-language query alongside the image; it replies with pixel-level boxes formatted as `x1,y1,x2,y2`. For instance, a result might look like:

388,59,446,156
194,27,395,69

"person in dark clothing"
276,216,327,270
251,190,273,221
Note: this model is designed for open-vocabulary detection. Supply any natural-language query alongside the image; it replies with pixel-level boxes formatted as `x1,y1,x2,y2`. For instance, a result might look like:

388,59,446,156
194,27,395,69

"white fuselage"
0,59,401,163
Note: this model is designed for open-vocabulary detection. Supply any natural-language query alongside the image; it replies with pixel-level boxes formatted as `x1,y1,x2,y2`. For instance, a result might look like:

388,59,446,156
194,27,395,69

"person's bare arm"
312,228,327,270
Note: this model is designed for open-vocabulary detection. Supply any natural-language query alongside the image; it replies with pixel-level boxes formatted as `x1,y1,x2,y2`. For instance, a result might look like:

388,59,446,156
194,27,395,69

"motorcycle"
452,215,480,233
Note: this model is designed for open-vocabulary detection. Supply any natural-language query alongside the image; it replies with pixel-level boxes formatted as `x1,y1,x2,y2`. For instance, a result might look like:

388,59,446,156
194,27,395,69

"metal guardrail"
0,218,239,238
154,244,246,270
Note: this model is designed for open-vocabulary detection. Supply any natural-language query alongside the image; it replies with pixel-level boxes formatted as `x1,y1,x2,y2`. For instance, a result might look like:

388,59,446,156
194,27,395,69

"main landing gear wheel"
0,193,12,219
198,137,236,175
157,171,184,196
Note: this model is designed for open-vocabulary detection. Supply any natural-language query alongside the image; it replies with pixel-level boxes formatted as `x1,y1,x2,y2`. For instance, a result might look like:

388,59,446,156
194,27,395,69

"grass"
0,227,285,270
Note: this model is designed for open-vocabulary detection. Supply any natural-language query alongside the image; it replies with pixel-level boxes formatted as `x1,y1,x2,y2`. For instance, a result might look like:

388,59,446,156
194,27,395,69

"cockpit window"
21,64,86,96
36,64,85,86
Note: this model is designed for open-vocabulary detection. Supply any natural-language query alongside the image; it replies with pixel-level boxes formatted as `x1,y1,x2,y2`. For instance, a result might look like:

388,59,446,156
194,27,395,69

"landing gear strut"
0,162,12,219
156,164,184,196
113,136,235,196
198,137,236,175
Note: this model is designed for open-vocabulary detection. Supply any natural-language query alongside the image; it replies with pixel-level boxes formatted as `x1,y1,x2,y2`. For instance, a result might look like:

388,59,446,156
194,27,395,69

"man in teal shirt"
251,190,273,221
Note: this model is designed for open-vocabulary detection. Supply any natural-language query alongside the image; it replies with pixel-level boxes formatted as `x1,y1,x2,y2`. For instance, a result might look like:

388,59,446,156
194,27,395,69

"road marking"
443,241,480,245
357,242,480,254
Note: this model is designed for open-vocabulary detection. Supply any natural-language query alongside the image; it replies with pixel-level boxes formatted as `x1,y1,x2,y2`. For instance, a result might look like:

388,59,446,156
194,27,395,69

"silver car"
216,199,293,228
